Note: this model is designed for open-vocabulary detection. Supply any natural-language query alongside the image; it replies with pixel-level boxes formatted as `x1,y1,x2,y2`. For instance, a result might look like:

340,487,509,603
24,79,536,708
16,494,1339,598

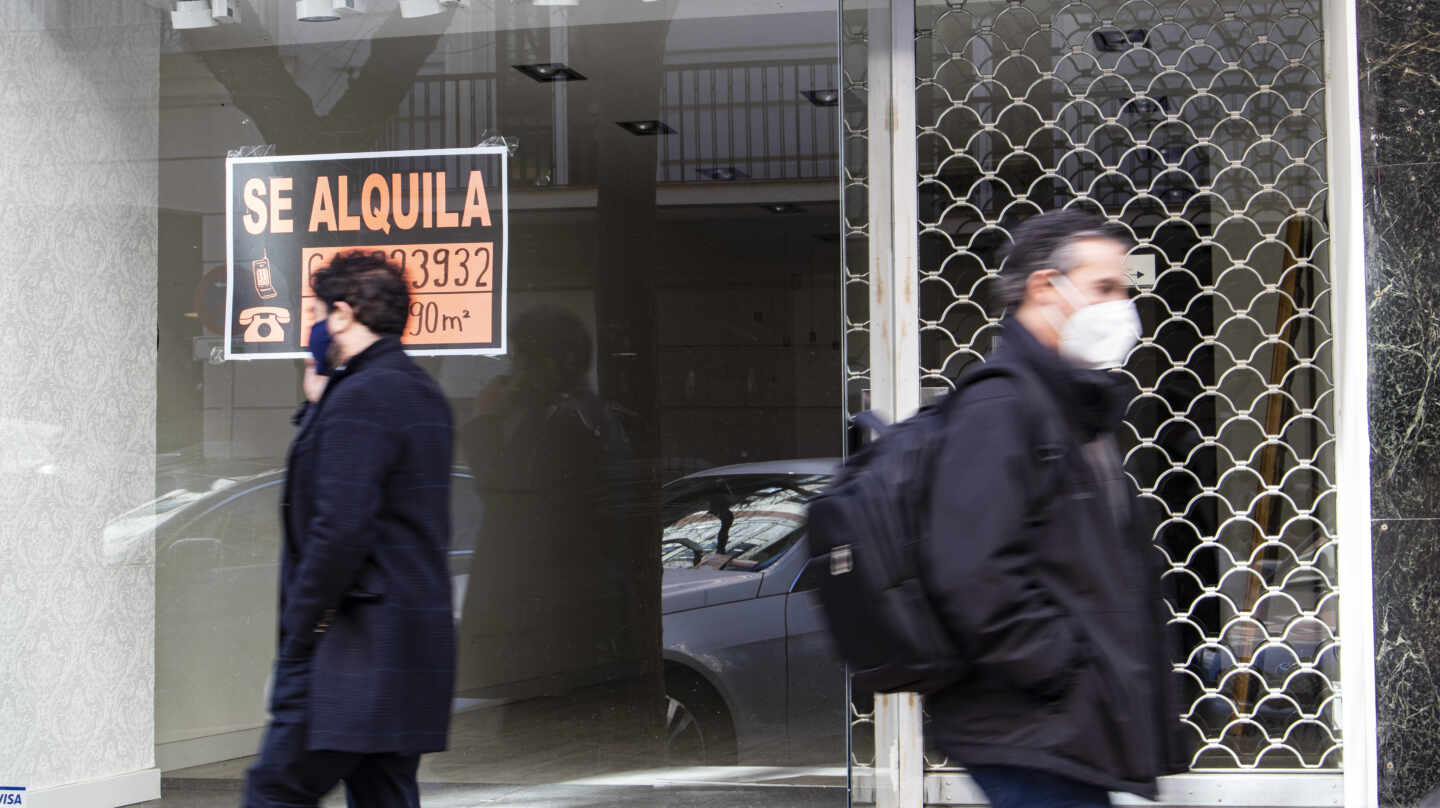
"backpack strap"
947,360,1076,528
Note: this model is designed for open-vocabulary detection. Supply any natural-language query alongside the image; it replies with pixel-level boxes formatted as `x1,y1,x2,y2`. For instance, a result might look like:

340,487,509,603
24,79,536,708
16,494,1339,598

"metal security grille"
841,2,879,780
843,18,874,425
913,0,1339,772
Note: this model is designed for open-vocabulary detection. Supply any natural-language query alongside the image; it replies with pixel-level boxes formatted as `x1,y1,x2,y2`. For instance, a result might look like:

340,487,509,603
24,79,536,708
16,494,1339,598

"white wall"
0,1,161,802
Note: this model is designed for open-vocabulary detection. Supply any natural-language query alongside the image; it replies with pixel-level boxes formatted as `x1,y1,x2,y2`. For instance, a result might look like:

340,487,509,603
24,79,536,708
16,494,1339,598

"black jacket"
923,318,1187,798
280,336,456,754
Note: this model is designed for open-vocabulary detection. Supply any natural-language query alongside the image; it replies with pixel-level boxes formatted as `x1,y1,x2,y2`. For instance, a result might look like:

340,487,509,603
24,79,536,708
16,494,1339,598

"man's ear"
1025,269,1059,307
329,300,356,332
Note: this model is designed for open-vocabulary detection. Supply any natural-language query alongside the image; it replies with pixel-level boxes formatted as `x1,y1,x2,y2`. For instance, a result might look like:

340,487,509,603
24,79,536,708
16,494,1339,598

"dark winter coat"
923,318,1187,798
279,336,456,754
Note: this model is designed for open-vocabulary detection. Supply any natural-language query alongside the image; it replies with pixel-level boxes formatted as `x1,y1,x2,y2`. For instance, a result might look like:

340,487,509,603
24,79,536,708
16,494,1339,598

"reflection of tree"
159,4,458,457
180,1,455,153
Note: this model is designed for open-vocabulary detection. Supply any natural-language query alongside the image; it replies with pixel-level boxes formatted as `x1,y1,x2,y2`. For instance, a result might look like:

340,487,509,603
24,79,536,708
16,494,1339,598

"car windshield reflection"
660,474,829,571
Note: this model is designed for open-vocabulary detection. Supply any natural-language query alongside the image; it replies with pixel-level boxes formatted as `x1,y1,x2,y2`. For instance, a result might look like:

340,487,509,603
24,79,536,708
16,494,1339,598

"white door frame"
1321,0,1380,803
863,0,926,803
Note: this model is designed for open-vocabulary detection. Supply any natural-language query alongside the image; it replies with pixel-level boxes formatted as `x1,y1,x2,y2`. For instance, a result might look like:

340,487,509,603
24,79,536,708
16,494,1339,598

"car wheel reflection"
664,665,737,766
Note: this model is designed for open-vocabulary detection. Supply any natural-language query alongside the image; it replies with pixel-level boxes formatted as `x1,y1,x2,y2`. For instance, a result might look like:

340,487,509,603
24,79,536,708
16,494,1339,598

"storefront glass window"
152,2,847,802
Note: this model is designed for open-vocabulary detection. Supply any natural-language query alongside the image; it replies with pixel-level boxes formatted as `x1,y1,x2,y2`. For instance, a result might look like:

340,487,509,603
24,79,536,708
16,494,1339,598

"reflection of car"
658,460,845,765
128,466,478,764
132,458,848,770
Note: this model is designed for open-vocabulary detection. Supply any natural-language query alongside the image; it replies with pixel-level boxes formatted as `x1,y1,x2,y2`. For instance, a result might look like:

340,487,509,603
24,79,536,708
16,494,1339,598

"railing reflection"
379,59,839,186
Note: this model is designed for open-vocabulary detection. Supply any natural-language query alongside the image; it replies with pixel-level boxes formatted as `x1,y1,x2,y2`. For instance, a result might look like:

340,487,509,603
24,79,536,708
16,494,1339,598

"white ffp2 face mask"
1049,274,1142,370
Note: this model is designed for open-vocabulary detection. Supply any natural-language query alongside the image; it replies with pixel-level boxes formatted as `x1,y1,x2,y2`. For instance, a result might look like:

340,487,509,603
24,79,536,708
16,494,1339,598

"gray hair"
990,211,1132,313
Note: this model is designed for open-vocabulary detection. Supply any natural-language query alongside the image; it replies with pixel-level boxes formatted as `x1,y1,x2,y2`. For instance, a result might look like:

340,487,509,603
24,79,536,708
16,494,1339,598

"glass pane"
152,3,846,805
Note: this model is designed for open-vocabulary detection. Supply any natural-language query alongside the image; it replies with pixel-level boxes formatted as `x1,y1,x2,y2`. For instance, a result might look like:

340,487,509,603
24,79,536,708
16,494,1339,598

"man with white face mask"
922,210,1187,807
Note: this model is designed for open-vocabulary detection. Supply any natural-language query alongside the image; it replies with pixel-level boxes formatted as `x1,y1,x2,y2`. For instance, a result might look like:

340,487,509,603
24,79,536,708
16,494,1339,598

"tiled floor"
146,688,851,806
141,778,848,807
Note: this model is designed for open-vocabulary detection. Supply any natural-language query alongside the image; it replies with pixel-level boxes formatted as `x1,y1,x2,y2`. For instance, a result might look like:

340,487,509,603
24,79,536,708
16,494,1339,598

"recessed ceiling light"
514,63,587,82
617,120,675,136
802,89,840,107
211,0,239,23
397,0,462,14
296,0,339,21
699,167,748,181
761,203,804,215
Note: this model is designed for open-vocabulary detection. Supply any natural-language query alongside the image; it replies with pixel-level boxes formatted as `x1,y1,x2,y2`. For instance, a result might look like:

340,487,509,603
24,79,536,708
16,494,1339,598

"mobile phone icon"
253,251,277,300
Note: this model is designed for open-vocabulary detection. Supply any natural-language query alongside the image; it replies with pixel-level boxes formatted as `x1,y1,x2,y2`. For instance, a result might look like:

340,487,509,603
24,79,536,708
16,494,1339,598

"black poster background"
226,147,506,357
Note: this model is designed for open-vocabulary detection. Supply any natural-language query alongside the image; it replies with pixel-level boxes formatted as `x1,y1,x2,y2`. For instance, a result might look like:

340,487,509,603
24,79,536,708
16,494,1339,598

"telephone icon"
253,251,278,300
238,306,291,343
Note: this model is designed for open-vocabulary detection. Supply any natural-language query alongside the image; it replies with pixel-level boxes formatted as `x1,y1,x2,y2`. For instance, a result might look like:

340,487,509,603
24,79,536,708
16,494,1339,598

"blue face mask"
309,318,332,376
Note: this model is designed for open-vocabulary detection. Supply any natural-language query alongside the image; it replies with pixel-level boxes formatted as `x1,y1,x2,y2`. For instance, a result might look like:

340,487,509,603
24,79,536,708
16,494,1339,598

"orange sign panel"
300,243,496,347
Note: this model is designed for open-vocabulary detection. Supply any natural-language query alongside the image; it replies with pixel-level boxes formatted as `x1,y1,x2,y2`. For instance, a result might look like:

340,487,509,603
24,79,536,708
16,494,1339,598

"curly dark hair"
311,250,410,336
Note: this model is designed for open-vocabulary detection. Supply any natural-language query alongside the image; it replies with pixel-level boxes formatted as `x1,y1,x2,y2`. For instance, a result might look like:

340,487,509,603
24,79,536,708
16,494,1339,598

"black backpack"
806,359,1070,695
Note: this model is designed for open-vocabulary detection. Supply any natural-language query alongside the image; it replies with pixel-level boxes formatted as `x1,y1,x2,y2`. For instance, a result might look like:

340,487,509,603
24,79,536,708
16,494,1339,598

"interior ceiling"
160,1,841,191
160,0,838,51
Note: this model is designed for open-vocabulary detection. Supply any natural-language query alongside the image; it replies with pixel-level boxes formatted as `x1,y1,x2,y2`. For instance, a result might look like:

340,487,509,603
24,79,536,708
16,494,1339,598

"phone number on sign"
300,242,496,346
303,243,494,295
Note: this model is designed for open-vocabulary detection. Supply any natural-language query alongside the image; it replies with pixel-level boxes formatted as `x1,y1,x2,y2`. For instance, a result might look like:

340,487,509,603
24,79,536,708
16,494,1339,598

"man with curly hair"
245,250,455,808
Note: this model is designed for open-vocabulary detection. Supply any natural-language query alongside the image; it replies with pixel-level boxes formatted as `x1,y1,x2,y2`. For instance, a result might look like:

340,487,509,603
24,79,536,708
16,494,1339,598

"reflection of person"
456,305,638,698
245,251,455,808
923,211,1186,807
454,304,662,766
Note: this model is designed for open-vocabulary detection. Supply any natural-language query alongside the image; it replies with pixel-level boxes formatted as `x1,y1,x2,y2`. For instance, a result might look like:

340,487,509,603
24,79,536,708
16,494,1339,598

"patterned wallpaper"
0,0,160,791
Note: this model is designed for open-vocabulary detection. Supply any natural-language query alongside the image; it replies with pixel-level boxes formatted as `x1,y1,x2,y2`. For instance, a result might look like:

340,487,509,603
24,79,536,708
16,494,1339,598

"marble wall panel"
1357,0,1440,168
1374,518,1440,806
1359,0,1440,804
1364,162,1440,520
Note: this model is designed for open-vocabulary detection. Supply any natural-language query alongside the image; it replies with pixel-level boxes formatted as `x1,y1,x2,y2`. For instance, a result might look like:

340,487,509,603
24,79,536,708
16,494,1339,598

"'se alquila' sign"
225,145,509,359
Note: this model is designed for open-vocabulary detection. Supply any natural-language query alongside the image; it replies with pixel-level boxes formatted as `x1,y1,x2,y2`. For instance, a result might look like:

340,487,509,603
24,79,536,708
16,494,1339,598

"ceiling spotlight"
211,0,239,22
514,63,587,82
802,89,840,107
699,167,748,181
399,0,464,15
296,0,339,20
761,203,805,215
399,0,439,15
171,0,217,28
617,120,675,136
332,0,366,13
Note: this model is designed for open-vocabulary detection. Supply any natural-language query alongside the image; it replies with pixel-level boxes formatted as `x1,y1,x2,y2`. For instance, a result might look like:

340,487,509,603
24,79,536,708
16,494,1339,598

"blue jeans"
968,765,1112,808
244,655,421,808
